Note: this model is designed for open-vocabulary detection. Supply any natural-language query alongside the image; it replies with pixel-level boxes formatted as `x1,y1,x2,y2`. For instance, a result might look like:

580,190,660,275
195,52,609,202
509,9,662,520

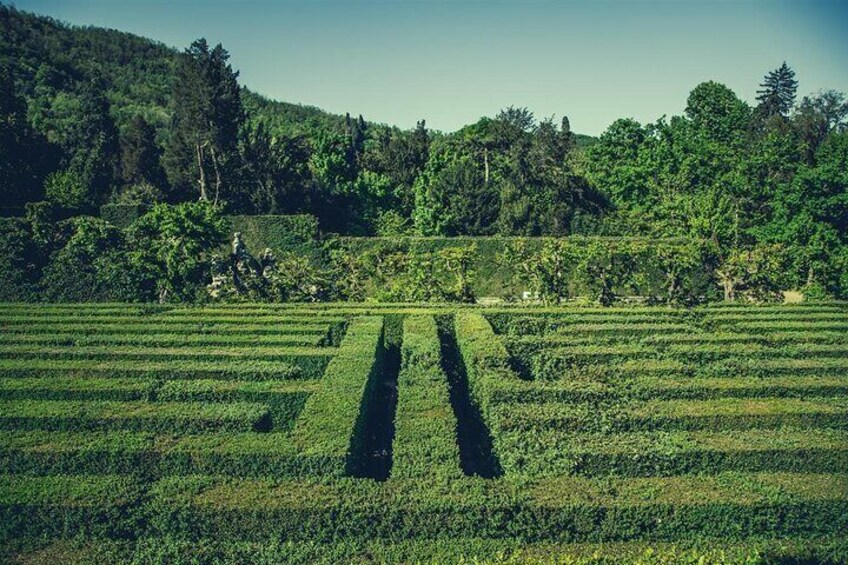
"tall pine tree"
756,62,798,119
163,39,243,204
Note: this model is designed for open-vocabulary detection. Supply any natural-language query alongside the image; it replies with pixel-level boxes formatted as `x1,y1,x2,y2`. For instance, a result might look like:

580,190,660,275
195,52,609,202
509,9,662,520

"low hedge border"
0,400,272,433
391,315,462,480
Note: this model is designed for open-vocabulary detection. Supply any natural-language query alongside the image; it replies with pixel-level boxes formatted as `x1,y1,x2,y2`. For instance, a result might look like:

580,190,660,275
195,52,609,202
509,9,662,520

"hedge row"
391,315,462,480
0,344,336,366
0,322,336,336
0,358,318,380
499,397,848,433
486,375,848,404
0,474,143,541
0,400,273,433
0,431,339,478
6,472,847,544
0,377,157,401
0,314,345,325
526,355,848,382
157,379,318,430
453,312,521,468
699,302,847,312
518,344,848,378
290,316,384,476
0,332,324,348
705,312,848,322
486,312,693,336
732,321,848,332
496,429,848,478
644,331,848,345
136,472,848,542
7,535,848,565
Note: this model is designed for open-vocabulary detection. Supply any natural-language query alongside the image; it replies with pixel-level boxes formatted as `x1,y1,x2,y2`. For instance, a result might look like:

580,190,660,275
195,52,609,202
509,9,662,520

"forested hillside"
1,3,846,301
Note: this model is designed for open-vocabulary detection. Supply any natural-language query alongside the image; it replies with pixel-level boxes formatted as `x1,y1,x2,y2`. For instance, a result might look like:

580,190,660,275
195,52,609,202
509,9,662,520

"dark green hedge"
228,214,319,255
0,474,143,542
6,535,848,565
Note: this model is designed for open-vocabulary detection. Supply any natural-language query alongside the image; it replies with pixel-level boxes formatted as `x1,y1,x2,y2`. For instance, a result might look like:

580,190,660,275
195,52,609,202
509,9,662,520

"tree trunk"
210,144,222,206
196,142,208,201
483,149,489,185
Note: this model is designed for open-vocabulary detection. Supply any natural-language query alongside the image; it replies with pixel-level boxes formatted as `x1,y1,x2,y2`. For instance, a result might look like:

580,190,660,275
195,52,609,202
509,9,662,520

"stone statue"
232,232,247,259
260,248,276,279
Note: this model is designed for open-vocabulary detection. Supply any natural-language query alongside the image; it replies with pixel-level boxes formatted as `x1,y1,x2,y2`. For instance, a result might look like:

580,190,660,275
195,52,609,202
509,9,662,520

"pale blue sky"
14,0,848,135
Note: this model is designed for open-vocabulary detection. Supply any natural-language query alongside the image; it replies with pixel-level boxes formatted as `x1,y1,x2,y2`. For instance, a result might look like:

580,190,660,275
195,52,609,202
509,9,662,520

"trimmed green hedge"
486,375,848,404
0,400,272,433
0,358,314,380
6,535,848,565
0,332,324,347
0,474,143,542
496,429,848,478
142,472,848,542
453,312,521,467
0,430,341,479
499,397,848,433
391,315,462,480
0,322,335,336
227,215,319,256
291,316,384,476
0,377,157,401
157,379,317,430
4,471,848,543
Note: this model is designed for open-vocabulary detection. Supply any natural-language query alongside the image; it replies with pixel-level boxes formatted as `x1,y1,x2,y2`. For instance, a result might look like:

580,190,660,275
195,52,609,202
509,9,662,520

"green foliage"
127,202,228,301
328,238,478,302
0,218,41,300
40,216,127,301
100,202,150,228
163,39,243,203
715,244,786,302
503,237,710,306
0,399,272,433
0,302,847,558
43,169,91,210
227,214,318,255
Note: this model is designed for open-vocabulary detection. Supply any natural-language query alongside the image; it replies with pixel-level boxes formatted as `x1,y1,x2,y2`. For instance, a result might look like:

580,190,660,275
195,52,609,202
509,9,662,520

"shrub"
128,202,228,302
40,216,126,301
0,218,41,300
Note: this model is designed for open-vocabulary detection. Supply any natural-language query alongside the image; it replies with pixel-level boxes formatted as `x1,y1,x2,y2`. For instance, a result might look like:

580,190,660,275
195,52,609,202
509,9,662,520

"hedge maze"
2,302,848,563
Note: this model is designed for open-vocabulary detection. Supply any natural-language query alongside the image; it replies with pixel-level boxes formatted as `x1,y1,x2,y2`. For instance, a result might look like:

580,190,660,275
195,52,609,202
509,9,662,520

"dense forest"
0,4,846,300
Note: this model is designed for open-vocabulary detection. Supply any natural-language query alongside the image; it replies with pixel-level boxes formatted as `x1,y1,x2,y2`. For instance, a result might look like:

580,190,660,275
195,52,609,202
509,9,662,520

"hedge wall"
228,215,319,255
334,236,703,299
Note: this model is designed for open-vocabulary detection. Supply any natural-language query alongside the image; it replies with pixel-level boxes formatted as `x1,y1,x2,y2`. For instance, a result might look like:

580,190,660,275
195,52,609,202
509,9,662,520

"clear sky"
13,0,848,135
